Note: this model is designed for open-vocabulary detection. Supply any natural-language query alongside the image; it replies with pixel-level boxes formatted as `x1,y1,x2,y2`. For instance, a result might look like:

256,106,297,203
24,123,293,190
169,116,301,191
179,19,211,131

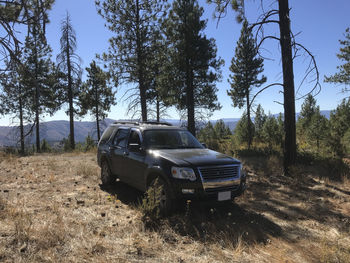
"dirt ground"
0,152,349,262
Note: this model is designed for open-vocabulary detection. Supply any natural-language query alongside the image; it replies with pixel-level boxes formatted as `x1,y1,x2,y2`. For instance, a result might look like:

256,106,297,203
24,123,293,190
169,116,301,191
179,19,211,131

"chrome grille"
198,164,241,192
199,165,240,180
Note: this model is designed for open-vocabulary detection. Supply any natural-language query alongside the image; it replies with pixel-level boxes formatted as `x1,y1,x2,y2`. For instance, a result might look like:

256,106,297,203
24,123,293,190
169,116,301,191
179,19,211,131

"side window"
128,130,141,146
112,129,129,148
100,126,114,143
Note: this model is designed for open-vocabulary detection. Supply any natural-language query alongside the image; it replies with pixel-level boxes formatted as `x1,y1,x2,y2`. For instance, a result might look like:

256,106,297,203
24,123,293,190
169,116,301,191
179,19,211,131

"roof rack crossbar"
140,121,172,126
113,121,140,125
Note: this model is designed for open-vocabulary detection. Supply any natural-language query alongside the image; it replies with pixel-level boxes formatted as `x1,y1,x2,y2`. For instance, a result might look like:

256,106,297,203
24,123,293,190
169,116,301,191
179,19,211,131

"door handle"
123,151,129,156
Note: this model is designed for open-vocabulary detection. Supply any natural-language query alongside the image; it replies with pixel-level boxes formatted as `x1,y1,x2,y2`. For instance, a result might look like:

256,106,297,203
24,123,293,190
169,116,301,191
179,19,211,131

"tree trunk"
35,85,40,153
19,87,25,155
66,26,75,150
95,83,101,141
186,70,195,136
278,0,296,174
156,95,160,122
136,0,147,122
34,32,40,153
246,92,252,150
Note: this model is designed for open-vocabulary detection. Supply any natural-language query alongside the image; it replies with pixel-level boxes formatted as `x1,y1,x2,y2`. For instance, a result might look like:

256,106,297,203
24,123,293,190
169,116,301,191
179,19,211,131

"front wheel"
101,160,116,186
149,177,174,216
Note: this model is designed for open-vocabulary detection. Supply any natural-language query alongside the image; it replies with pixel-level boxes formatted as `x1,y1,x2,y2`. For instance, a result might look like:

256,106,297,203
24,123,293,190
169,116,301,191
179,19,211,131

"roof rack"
140,121,172,126
113,121,139,125
113,121,173,126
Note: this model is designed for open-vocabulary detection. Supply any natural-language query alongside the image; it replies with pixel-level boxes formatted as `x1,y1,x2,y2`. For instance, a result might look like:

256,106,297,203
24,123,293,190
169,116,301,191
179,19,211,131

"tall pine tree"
164,0,223,136
22,4,57,152
227,20,266,149
96,0,168,121
57,12,82,150
79,60,116,141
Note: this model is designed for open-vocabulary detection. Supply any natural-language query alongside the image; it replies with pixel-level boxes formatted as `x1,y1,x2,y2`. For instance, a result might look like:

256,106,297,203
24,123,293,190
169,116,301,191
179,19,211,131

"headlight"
171,167,196,181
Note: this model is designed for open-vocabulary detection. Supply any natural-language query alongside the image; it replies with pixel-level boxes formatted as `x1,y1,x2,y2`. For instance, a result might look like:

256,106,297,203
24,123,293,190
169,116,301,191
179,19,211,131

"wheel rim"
159,188,167,210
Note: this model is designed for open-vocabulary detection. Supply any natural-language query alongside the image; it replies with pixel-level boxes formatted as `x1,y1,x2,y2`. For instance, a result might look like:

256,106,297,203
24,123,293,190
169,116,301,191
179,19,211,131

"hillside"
0,111,331,146
0,152,349,262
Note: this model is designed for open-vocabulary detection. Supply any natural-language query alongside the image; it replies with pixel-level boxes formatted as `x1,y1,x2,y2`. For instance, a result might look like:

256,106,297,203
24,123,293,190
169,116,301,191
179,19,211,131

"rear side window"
100,126,114,143
112,129,130,148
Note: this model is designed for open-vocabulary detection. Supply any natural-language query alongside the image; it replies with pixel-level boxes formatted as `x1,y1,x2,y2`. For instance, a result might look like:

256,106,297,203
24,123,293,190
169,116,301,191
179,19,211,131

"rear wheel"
101,160,116,186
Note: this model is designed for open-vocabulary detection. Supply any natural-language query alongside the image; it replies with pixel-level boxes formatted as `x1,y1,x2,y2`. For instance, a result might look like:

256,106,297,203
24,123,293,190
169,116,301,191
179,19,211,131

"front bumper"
171,172,247,201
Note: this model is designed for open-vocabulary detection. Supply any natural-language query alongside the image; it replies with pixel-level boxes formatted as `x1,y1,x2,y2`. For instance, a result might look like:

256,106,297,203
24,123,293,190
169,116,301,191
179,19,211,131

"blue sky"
1,0,349,126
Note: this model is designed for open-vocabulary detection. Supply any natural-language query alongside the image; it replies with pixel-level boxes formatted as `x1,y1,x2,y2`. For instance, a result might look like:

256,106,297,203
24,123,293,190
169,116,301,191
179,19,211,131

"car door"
122,129,147,191
110,128,130,181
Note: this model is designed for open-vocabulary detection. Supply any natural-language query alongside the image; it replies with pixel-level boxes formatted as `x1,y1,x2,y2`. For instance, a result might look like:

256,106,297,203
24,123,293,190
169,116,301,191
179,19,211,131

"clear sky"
1,0,349,126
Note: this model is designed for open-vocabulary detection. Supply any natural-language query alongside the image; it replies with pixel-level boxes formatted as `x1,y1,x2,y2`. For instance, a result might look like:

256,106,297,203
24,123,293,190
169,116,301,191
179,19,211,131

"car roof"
109,121,186,131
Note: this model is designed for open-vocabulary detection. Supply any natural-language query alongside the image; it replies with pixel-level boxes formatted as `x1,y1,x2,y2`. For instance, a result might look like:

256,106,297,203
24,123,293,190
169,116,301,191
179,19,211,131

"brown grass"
0,151,349,262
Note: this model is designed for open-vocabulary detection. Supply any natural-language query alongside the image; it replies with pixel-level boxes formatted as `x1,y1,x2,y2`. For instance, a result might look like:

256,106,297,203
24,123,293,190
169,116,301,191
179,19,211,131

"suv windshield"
144,129,204,149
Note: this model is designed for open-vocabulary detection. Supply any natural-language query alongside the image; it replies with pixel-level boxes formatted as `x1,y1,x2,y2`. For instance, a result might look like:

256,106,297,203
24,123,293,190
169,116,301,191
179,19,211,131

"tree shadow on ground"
163,201,283,247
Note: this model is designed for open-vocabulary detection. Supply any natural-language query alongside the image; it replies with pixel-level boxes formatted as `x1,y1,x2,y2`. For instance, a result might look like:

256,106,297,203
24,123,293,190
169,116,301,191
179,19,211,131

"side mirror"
129,143,142,152
201,143,207,148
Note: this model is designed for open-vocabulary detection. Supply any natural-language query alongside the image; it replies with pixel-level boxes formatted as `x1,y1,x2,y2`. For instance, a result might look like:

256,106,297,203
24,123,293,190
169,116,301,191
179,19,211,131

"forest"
0,0,349,174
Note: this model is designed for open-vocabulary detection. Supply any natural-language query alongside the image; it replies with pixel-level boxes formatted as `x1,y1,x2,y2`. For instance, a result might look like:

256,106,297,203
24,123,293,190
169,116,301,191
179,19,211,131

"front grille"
199,165,240,181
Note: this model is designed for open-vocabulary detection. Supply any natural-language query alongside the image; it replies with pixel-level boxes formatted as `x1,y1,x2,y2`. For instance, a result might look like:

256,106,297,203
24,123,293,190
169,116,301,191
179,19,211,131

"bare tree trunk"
66,25,75,150
278,0,296,174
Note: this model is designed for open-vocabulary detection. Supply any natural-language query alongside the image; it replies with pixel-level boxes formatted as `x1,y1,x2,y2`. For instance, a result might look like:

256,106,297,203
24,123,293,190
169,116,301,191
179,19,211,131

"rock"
76,200,85,206
101,212,106,217
19,243,27,253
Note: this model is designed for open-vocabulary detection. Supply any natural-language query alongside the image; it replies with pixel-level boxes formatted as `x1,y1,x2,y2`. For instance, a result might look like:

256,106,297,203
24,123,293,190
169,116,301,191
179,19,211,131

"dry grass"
0,151,349,262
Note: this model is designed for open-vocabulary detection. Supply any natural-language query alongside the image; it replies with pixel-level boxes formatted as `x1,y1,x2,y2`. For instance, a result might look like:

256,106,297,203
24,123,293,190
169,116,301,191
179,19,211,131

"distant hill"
0,111,331,146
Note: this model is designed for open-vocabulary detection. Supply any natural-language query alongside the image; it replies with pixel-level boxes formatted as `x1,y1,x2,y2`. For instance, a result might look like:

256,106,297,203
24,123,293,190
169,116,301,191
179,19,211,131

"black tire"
101,160,116,186
150,177,174,216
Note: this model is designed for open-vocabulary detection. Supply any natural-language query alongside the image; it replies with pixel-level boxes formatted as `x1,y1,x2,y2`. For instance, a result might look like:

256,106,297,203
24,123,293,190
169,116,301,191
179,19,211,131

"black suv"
97,121,246,213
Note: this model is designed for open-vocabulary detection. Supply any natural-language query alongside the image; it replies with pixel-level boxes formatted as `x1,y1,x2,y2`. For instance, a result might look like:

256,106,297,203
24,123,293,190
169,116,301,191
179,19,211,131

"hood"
148,148,241,167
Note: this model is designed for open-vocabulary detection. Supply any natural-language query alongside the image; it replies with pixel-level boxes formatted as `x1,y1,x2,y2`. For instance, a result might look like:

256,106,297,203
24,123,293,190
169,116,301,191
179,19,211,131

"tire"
150,177,174,216
101,160,116,186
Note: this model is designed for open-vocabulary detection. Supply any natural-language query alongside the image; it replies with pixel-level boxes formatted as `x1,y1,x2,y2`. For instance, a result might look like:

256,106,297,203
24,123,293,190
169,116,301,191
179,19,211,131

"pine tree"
22,9,57,153
233,112,251,147
208,0,320,173
262,114,279,149
254,104,267,143
325,28,350,93
197,122,219,150
146,30,169,122
0,0,54,70
57,12,82,150
307,109,328,150
96,0,168,121
327,99,350,157
0,60,30,154
164,0,223,136
214,120,231,139
298,94,317,130
79,60,116,141
228,20,266,149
